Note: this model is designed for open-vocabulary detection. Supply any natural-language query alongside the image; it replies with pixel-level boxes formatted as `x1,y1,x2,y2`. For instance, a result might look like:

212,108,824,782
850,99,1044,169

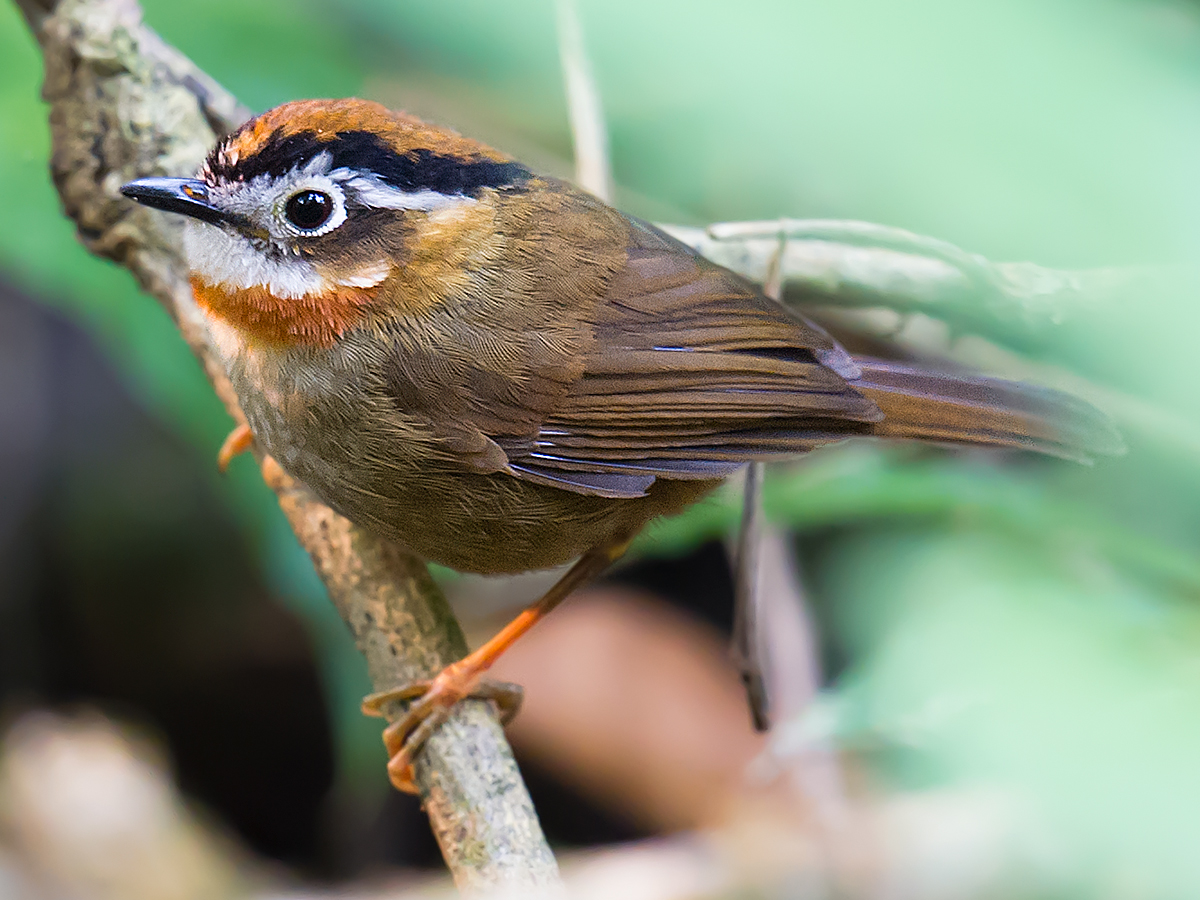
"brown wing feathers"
503,219,875,496
502,216,1119,497
381,188,1117,499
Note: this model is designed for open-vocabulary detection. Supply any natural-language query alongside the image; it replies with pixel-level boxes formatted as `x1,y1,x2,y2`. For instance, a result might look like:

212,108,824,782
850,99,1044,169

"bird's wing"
497,217,882,498
377,194,1119,500
378,200,879,500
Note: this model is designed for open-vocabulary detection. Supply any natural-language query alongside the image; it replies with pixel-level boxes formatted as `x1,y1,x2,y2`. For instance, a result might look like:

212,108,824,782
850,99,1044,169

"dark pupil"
285,190,333,230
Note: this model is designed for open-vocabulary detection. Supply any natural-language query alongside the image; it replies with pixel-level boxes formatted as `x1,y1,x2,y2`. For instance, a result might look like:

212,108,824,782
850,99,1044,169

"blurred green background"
3,0,1200,894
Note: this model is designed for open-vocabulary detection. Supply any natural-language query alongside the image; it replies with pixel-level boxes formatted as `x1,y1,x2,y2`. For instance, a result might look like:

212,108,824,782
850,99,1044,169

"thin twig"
730,227,788,730
661,219,1163,356
731,461,769,730
16,0,558,890
556,0,612,202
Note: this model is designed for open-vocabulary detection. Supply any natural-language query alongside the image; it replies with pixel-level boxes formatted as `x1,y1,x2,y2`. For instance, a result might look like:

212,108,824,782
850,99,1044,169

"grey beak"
120,177,229,226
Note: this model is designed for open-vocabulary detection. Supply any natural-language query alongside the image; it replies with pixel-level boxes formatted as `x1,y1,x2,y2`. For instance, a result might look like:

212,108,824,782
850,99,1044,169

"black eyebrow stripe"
207,129,531,198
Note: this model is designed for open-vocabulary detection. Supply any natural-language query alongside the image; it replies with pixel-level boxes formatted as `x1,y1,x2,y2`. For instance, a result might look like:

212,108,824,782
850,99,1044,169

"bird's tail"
848,359,1125,462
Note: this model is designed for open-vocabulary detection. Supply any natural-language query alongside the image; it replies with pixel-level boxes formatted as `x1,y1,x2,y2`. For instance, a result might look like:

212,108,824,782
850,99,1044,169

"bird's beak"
120,177,231,227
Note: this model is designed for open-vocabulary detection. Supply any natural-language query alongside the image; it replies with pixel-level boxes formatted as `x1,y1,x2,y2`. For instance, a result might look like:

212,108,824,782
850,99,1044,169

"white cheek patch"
335,259,393,288
184,221,324,298
183,221,392,297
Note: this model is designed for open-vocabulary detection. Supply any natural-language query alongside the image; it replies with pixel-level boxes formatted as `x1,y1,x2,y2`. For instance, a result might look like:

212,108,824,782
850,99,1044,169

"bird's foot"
217,423,254,473
362,665,524,793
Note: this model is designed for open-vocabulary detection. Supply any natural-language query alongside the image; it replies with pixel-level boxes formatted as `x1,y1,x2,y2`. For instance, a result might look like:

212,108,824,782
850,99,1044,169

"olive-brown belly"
220,330,721,574
304,462,721,574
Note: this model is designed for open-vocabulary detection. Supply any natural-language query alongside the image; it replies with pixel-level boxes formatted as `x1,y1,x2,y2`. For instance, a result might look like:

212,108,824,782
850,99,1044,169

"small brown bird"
122,98,1118,792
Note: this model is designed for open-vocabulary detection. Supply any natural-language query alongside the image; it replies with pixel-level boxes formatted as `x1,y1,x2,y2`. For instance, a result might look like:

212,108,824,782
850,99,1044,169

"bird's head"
121,98,530,346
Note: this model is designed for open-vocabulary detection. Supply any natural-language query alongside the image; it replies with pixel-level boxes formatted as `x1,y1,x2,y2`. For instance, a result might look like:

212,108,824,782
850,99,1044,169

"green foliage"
5,0,1200,891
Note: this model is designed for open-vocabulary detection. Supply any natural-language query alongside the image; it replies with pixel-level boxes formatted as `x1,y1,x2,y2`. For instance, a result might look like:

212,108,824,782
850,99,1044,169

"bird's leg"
362,537,632,793
217,423,253,473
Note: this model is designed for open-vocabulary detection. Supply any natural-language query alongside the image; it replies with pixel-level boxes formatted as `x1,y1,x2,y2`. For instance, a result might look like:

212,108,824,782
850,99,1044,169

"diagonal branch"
15,0,559,890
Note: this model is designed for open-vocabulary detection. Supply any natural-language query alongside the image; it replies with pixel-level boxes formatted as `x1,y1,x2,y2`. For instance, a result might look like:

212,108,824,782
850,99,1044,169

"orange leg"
362,537,631,793
217,423,253,473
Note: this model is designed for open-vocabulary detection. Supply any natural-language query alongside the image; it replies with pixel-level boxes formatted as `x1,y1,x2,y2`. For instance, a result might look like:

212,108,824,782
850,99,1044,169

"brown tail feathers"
848,359,1125,463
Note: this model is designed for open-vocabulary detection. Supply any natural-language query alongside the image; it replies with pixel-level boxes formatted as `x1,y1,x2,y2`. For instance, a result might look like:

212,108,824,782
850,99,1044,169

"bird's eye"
284,190,333,231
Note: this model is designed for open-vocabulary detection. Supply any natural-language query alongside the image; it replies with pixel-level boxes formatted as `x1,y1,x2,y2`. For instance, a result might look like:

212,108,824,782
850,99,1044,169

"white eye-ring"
275,175,347,237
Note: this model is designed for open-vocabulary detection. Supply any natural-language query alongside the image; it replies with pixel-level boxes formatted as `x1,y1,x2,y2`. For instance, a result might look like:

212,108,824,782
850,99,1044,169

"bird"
121,97,1120,793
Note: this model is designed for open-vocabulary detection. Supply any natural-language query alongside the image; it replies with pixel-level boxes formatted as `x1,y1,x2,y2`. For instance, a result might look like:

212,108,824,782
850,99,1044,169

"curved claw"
363,672,524,794
217,423,253,473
